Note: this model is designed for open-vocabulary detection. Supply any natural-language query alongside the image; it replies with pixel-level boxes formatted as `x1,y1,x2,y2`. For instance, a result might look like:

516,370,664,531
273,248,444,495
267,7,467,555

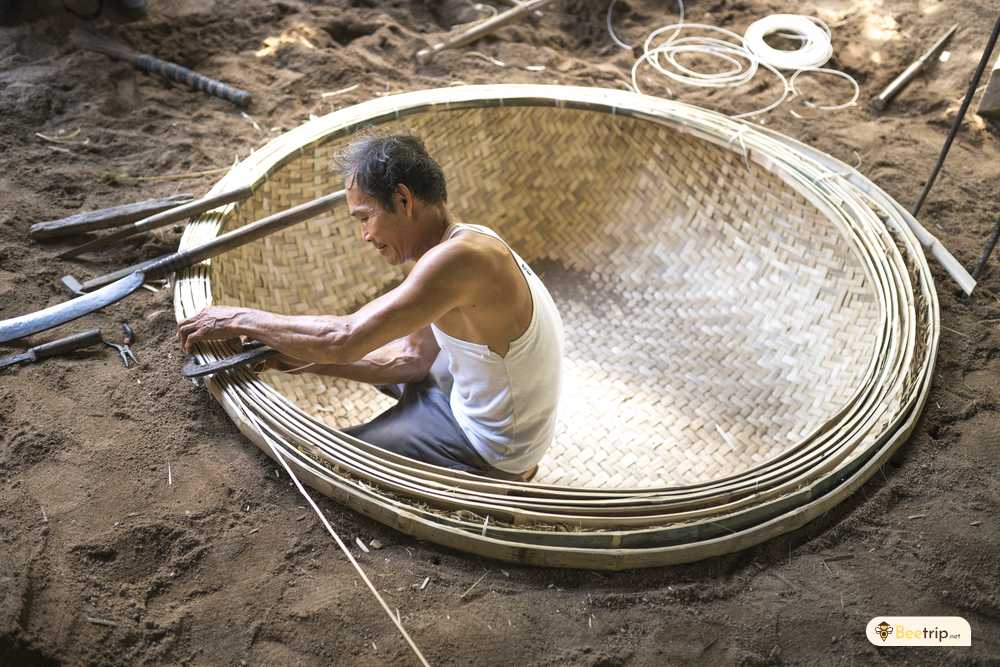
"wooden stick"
29,194,194,240
55,185,254,260
494,0,543,20
459,573,488,598
0,191,347,343
415,0,558,65
67,190,346,294
114,167,231,182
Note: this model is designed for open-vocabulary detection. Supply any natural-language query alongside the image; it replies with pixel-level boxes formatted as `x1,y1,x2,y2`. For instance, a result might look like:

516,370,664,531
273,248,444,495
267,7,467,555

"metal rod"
971,210,1000,281
872,24,958,111
912,16,1000,217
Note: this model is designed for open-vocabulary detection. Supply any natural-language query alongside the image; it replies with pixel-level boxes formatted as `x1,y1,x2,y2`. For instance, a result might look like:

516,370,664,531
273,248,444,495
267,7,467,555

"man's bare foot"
517,465,538,482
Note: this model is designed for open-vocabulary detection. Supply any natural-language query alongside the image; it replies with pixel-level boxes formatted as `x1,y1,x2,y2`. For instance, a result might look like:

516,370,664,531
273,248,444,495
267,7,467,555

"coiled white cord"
745,14,858,111
638,23,757,88
743,14,832,70
790,67,860,110
613,1,859,116
606,0,635,50
630,22,789,118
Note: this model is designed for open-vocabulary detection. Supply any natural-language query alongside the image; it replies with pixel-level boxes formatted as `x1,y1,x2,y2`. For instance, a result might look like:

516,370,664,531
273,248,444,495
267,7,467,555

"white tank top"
430,222,564,473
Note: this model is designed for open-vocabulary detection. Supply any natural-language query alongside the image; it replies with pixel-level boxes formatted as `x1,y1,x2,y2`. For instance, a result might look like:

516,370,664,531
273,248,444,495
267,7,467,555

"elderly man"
178,128,564,482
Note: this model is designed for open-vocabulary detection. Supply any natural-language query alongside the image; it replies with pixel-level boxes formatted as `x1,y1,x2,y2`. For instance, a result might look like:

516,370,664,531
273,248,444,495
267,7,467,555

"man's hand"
177,305,249,354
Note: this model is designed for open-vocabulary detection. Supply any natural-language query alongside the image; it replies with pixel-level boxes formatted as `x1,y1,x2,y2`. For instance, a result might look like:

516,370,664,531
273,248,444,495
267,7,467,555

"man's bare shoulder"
419,226,508,272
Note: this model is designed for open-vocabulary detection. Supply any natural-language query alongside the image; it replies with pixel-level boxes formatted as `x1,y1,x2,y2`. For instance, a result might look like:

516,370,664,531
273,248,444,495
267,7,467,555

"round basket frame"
175,85,938,569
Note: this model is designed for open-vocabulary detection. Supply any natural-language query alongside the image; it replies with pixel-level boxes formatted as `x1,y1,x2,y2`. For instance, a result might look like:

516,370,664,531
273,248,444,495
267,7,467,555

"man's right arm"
177,235,485,371
263,325,440,385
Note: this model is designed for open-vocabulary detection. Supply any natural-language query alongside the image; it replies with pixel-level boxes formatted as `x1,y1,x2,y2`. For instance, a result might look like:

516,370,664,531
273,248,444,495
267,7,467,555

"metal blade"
182,345,281,377
0,271,144,344
0,351,35,369
922,23,958,63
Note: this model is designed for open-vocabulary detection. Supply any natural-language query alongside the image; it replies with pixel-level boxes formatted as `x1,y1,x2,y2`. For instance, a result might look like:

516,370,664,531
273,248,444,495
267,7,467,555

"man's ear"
396,184,415,216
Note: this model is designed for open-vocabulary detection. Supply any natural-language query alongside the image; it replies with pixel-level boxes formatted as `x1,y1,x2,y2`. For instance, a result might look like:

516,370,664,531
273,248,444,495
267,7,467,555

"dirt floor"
1,0,999,665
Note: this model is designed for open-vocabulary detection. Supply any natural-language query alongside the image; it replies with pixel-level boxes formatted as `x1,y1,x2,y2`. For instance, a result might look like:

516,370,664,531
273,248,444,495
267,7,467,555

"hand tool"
871,24,958,111
55,185,254,260
72,27,252,107
30,194,194,240
104,323,139,367
416,0,558,65
182,340,281,377
0,329,103,370
0,190,346,344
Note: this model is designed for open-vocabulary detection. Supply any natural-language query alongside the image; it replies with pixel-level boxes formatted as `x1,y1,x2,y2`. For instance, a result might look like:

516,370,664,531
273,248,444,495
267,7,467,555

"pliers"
104,323,139,367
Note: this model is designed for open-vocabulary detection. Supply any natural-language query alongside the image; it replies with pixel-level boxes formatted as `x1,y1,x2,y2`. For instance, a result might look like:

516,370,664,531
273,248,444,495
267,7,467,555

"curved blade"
0,271,144,343
182,344,281,377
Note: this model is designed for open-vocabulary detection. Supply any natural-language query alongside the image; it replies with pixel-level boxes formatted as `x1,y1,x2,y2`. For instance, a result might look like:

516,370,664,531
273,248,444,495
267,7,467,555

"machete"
0,190,346,344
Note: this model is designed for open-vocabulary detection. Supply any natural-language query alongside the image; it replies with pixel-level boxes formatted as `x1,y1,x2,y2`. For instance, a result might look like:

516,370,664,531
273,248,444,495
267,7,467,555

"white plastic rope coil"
638,23,758,88
743,14,833,70
615,3,857,116
790,67,861,111
631,22,788,118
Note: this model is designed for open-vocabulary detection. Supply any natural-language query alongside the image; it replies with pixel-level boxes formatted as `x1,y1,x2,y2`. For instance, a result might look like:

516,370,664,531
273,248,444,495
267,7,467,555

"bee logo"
875,621,893,642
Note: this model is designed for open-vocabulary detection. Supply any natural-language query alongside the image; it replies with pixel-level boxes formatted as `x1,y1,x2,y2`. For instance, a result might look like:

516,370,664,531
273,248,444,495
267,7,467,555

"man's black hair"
331,127,447,213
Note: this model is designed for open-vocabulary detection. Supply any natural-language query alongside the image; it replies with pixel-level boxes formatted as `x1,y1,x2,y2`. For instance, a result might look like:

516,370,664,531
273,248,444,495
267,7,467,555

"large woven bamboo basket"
175,85,939,569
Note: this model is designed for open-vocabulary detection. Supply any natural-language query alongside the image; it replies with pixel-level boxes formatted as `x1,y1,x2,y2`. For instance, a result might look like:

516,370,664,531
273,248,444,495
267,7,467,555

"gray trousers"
341,374,525,480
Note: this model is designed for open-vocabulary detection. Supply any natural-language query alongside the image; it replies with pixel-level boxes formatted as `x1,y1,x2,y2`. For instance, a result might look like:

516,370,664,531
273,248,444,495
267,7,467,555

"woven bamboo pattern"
175,85,938,569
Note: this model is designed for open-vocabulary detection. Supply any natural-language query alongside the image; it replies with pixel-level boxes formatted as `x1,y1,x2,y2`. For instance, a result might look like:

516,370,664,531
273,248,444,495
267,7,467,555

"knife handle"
32,329,104,360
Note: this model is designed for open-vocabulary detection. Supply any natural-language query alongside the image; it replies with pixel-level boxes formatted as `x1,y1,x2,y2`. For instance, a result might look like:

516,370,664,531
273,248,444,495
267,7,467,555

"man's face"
346,184,410,265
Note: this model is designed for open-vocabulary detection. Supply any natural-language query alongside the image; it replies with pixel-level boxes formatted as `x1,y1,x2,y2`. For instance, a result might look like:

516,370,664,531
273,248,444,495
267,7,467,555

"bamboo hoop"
174,85,939,569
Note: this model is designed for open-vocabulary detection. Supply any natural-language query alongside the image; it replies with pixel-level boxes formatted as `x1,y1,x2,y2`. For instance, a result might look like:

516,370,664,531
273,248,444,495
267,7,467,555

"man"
178,128,564,482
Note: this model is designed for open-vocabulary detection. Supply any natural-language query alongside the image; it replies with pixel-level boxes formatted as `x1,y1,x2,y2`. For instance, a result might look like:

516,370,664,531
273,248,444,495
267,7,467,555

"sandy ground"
1,0,999,665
